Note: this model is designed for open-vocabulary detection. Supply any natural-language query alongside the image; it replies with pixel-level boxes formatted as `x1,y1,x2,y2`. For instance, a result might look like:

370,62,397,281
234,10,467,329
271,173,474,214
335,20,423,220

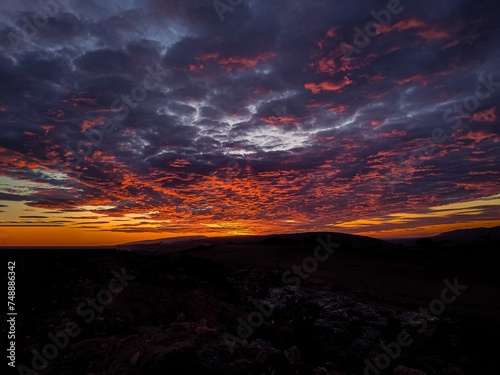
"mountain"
431,226,500,244
118,231,395,252
121,235,207,246
252,232,395,249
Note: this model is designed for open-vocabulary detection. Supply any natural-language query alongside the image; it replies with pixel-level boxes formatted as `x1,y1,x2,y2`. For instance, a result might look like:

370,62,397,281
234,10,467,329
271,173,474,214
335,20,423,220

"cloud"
304,77,353,93
471,107,497,123
0,0,498,242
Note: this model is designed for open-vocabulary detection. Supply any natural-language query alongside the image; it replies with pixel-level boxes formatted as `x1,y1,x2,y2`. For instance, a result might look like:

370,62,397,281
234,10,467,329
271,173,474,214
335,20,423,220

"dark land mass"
2,231,500,375
430,226,500,244
387,226,500,247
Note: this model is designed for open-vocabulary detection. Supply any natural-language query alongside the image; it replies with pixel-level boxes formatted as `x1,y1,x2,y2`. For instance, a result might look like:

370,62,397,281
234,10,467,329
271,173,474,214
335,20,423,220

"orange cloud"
253,87,273,95
328,104,348,113
70,97,97,108
395,18,425,32
471,107,496,123
398,74,428,86
454,129,500,143
170,159,191,168
417,29,450,40
306,100,334,109
326,27,338,38
378,18,426,34
188,64,204,72
304,76,353,94
377,18,449,42
395,18,426,31
81,116,107,131
380,129,407,138
40,125,55,136
370,74,385,82
219,51,277,71
317,55,336,75
260,115,299,125
315,53,357,76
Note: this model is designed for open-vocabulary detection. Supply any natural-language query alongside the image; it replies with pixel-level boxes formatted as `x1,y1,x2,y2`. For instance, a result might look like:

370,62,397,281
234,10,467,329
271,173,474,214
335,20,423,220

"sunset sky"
1,0,499,246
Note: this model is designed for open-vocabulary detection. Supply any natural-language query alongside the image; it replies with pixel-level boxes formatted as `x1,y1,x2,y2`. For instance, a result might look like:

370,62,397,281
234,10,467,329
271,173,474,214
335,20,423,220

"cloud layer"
0,0,499,244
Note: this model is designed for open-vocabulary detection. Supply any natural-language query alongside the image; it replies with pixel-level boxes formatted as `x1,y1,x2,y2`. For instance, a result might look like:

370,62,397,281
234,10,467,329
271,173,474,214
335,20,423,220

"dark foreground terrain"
2,233,500,375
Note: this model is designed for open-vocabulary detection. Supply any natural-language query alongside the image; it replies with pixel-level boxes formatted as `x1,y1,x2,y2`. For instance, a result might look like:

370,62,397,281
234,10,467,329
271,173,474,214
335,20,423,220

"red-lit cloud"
472,108,497,123
304,76,353,93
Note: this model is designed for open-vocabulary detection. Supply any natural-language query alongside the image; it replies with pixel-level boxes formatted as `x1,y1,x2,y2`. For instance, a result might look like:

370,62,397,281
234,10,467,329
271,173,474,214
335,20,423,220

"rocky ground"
3,237,500,375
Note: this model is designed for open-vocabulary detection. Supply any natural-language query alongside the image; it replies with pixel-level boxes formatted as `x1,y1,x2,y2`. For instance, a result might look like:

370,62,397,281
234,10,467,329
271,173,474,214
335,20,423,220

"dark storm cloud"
0,193,27,201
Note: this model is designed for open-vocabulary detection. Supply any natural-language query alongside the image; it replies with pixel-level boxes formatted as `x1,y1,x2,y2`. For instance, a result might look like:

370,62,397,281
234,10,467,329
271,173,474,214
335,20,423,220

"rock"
130,351,141,366
444,366,466,375
249,339,274,350
256,351,269,364
247,339,281,365
393,365,427,375
176,312,186,322
197,348,227,371
229,359,252,373
284,346,302,365
195,326,218,335
312,367,328,375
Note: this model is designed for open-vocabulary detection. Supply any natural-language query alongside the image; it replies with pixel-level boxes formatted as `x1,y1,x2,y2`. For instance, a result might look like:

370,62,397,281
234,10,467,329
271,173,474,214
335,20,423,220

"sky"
0,0,499,246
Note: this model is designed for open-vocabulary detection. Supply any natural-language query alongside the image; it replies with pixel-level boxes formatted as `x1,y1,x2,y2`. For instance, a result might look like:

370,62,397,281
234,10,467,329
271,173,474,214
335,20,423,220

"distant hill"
118,231,395,252
431,226,500,244
253,232,395,249
121,235,207,246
